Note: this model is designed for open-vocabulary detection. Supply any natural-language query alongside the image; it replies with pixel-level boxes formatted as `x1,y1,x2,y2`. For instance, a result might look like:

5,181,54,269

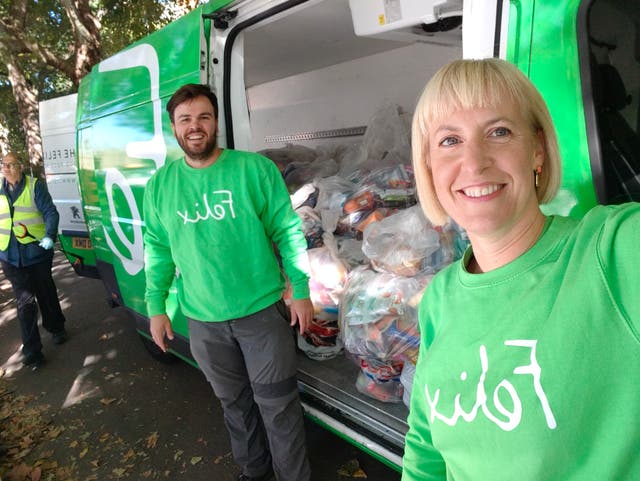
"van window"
584,0,640,204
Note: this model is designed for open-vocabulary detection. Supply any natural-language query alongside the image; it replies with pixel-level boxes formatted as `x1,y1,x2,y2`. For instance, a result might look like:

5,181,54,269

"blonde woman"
402,58,640,481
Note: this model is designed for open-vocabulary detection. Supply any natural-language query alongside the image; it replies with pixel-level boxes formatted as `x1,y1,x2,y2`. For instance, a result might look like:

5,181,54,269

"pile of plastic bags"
262,104,469,405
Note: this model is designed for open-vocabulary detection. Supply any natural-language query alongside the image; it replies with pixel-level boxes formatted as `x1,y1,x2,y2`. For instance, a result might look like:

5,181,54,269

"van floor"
297,351,409,455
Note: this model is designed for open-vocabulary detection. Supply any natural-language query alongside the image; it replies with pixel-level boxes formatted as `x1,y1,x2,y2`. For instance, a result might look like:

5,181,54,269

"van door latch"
203,10,238,29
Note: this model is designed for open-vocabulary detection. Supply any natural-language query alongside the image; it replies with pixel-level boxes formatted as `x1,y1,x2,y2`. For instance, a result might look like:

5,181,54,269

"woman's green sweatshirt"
402,203,640,481
143,149,310,321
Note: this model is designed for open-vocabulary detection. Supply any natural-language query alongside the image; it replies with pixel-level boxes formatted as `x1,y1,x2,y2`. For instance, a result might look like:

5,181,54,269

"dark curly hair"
166,84,218,123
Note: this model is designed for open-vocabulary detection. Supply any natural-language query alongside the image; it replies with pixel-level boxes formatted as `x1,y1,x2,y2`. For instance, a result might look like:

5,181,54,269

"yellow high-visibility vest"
0,176,46,251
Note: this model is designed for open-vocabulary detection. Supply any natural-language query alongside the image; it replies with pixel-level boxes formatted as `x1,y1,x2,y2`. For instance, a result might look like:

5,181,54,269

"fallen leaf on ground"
6,462,32,480
112,467,127,477
47,426,64,439
122,448,136,462
337,458,368,478
0,378,75,480
146,432,159,449
213,451,231,464
29,466,42,481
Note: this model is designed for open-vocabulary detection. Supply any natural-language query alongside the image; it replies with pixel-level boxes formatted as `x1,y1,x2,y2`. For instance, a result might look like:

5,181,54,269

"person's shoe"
22,351,45,369
237,468,275,481
52,329,68,345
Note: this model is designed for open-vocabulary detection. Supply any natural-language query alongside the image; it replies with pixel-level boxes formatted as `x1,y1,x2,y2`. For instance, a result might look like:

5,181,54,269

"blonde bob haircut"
412,58,561,226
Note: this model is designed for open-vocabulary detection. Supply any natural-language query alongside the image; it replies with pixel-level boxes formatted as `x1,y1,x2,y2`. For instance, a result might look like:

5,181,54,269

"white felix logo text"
425,340,557,431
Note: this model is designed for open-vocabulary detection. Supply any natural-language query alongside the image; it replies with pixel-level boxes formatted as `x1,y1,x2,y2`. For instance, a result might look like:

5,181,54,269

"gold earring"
534,166,542,189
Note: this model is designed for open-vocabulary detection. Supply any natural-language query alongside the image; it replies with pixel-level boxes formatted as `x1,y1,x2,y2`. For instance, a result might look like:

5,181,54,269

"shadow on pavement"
0,251,401,481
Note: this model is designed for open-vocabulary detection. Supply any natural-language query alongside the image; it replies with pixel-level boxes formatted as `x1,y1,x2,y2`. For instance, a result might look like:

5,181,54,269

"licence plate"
72,237,92,249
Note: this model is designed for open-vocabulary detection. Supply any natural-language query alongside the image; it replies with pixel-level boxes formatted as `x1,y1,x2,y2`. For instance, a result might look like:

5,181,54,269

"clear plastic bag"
362,206,470,276
336,238,367,268
297,247,349,361
308,247,348,308
297,308,344,361
362,205,441,277
314,175,357,212
339,103,411,181
296,206,323,248
290,183,317,210
284,159,338,192
260,143,318,174
355,357,404,403
339,266,430,361
400,361,416,407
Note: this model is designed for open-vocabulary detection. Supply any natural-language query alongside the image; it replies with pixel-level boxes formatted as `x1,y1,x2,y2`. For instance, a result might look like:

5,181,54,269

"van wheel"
138,333,177,364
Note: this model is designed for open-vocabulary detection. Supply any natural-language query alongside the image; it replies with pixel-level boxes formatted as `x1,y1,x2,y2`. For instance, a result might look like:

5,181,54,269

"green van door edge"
507,0,597,218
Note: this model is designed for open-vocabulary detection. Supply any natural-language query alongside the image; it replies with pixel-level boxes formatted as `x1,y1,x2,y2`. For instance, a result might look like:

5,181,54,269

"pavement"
0,251,401,481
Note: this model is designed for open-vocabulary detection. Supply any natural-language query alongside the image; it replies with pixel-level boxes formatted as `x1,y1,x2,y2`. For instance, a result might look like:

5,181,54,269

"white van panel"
39,94,87,234
246,42,461,151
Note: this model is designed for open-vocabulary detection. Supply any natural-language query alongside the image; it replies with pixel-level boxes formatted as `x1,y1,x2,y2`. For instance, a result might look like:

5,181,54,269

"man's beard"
177,133,217,161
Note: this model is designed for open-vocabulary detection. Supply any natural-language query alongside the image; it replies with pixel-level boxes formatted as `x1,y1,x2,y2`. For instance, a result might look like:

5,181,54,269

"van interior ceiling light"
349,0,463,41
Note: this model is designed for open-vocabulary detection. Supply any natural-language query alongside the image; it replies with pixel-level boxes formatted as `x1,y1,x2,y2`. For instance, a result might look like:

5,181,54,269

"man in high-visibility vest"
0,152,67,369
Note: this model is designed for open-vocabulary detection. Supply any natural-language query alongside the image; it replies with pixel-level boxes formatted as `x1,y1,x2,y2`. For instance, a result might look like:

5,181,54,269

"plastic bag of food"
284,158,339,192
400,361,416,407
296,206,323,248
260,143,318,173
308,247,348,308
343,314,421,362
336,238,367,268
339,103,411,180
297,307,344,361
339,266,430,361
297,248,349,361
290,183,317,209
314,175,357,212
419,220,470,274
355,357,404,403
362,205,441,277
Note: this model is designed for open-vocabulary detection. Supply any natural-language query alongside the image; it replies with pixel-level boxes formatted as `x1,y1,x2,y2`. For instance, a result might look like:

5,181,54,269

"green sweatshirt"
143,149,310,321
402,203,640,481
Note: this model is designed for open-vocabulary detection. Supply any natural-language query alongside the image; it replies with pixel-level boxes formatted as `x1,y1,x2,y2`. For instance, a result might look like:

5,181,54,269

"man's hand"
150,314,174,352
289,298,313,335
39,236,54,250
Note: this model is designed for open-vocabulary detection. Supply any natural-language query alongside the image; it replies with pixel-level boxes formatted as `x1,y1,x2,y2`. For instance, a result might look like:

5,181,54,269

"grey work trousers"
188,300,311,481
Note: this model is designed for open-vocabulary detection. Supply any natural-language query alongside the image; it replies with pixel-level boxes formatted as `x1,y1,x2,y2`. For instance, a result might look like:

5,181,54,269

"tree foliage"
0,0,203,166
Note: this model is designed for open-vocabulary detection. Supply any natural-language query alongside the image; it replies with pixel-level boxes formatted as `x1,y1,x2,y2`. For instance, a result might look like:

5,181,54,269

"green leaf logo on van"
97,44,166,276
99,44,167,170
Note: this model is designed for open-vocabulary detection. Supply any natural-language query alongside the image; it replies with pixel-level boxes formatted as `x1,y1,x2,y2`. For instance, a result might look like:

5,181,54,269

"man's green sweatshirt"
402,203,640,481
143,149,310,321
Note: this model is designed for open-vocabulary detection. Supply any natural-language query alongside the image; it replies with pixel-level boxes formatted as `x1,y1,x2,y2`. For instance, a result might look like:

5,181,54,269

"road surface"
0,252,402,481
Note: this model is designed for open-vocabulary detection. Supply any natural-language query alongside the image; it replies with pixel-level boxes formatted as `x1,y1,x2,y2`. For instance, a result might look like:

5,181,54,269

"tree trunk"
0,119,10,156
0,0,101,169
5,51,42,173
60,0,102,85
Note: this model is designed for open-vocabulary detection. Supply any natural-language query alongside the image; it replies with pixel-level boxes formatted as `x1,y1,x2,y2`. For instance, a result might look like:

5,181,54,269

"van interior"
233,0,465,458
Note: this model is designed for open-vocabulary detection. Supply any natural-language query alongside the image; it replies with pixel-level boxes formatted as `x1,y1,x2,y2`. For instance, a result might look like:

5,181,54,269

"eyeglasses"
0,163,20,170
